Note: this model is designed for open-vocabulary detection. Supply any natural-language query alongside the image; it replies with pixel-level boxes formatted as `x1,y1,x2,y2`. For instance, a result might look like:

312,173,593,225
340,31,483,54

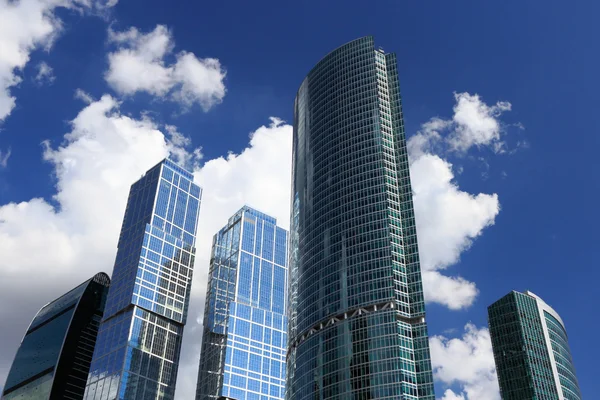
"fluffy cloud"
34,61,55,84
410,153,499,271
448,92,511,153
430,324,500,400
105,25,226,111
408,92,508,309
409,92,512,157
422,271,479,311
439,389,466,400
0,0,117,122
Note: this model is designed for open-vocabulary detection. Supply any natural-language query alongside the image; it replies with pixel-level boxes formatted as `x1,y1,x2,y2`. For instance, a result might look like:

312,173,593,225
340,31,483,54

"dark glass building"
84,159,202,400
287,37,435,399
196,206,288,400
488,290,582,400
1,272,110,400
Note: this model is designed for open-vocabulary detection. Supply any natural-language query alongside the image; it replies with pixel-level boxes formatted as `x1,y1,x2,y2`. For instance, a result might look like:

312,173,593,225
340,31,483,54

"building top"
523,290,566,330
239,205,278,224
225,205,279,228
162,158,195,180
142,157,196,182
490,290,567,332
298,36,379,95
28,272,110,333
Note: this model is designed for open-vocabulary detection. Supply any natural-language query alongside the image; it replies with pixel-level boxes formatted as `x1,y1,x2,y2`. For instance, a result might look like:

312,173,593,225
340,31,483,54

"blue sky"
0,1,597,399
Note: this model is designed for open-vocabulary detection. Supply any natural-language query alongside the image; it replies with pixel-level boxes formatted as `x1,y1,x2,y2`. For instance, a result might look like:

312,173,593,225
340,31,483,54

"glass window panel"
249,354,261,373
155,181,171,218
4,309,75,391
232,349,248,369
162,167,173,182
190,184,201,199
259,261,272,310
179,178,191,192
173,191,188,229
184,197,199,234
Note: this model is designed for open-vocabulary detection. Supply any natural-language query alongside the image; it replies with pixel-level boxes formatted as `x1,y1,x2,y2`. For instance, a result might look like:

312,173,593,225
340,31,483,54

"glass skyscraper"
196,206,288,400
84,159,202,400
287,36,435,399
488,290,582,400
2,272,110,400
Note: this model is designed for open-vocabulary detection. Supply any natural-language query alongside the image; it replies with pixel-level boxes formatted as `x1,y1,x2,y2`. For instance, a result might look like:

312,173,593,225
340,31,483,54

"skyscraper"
488,290,582,400
287,36,435,399
2,272,110,400
84,159,202,400
196,206,288,400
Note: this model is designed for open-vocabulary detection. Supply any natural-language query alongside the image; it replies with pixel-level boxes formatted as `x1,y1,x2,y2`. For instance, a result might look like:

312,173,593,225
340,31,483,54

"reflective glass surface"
2,273,109,400
3,309,75,398
85,159,202,400
287,37,435,399
196,206,288,400
543,312,581,400
488,291,582,400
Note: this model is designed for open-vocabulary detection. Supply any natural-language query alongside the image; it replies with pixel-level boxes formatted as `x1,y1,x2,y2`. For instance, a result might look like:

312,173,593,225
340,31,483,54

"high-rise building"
2,272,110,400
287,36,435,399
84,159,202,400
196,206,288,400
488,290,582,400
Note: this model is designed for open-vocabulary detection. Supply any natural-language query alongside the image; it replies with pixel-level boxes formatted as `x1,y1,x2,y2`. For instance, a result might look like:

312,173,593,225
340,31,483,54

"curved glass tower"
287,37,435,399
488,290,582,400
2,272,110,400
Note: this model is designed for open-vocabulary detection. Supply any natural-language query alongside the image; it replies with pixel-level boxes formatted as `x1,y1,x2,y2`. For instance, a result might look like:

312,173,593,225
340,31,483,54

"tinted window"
4,308,75,392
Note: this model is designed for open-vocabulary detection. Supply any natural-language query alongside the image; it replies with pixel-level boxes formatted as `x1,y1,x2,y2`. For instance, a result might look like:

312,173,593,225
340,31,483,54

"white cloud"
439,389,466,400
34,61,55,84
407,117,450,159
448,92,511,153
105,25,226,111
74,87,94,104
409,92,512,157
410,153,499,272
430,323,500,400
0,147,11,167
422,271,479,311
408,92,508,309
0,0,117,122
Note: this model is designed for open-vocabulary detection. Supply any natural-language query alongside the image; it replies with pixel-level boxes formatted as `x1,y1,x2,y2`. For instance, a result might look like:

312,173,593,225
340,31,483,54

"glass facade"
196,206,288,400
488,291,582,400
2,273,110,400
287,36,435,399
84,159,202,400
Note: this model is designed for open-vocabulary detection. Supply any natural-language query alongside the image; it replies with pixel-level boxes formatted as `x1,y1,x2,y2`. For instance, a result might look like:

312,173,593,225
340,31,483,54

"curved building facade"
2,272,110,400
287,37,435,399
488,290,582,400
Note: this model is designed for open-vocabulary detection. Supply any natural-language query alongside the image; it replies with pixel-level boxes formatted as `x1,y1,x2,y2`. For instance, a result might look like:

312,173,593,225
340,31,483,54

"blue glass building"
2,272,110,400
195,206,288,400
84,159,202,400
287,37,435,399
